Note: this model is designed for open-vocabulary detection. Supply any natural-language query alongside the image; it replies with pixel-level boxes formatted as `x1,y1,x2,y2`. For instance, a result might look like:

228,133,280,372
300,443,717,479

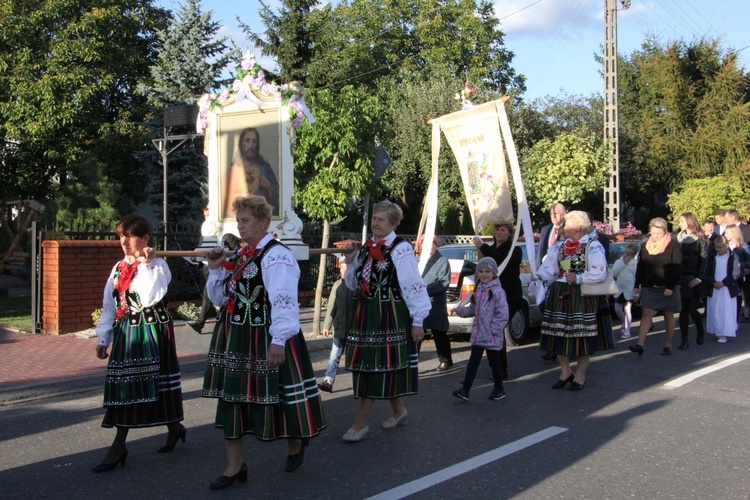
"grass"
0,295,32,332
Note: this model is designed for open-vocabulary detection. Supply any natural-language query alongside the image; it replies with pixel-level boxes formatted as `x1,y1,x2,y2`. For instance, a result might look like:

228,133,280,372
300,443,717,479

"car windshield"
439,242,536,274
438,247,479,262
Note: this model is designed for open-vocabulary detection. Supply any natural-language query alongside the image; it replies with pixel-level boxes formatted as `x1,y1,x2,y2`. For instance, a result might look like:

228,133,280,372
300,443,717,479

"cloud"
494,0,601,39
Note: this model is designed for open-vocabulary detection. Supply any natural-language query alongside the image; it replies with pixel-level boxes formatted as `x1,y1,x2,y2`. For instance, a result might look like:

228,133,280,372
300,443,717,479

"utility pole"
603,0,630,232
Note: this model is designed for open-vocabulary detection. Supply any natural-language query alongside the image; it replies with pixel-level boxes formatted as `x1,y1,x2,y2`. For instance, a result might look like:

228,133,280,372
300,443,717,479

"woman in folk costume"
202,195,325,490
340,200,431,443
93,215,185,473
533,210,613,391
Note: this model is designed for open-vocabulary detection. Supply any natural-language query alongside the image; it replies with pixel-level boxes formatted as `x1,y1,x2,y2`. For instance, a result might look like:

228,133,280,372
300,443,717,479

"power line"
498,0,543,22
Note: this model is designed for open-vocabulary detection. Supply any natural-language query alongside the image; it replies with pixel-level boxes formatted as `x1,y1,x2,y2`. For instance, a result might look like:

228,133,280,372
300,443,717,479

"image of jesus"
222,127,279,217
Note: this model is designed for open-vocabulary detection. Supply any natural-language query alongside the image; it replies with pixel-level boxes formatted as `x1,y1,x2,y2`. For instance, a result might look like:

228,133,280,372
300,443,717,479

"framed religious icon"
216,109,282,220
198,51,310,258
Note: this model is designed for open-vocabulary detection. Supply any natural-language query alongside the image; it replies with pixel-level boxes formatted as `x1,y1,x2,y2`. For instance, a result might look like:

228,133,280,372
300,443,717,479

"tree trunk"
312,217,331,336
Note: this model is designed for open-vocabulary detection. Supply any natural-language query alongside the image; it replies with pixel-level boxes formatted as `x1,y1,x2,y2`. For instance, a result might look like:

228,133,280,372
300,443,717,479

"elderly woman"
534,210,612,391
675,212,708,349
630,217,682,356
341,200,430,442
473,218,522,378
203,195,325,490
93,215,185,472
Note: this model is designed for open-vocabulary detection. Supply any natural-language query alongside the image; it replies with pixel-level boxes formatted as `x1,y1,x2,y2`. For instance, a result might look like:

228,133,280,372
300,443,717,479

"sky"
158,0,749,101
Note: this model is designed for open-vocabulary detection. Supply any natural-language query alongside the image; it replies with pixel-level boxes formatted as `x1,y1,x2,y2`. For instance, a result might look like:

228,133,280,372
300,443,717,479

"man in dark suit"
726,209,750,243
536,203,566,269
536,203,566,360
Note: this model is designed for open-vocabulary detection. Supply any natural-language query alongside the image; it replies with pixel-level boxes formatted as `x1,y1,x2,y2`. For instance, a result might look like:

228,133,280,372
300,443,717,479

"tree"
140,0,237,105
378,68,473,233
0,0,170,206
240,0,324,85
294,85,387,333
617,36,750,222
305,0,525,94
667,177,750,227
522,131,610,211
138,0,239,227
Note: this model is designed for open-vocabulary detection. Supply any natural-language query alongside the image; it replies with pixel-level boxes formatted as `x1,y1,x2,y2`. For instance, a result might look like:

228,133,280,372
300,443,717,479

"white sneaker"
381,409,407,429
718,336,728,344
621,332,631,339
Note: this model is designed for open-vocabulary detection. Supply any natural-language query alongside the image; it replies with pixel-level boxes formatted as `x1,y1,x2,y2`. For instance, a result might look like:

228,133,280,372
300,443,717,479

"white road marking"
663,353,750,389
366,426,568,500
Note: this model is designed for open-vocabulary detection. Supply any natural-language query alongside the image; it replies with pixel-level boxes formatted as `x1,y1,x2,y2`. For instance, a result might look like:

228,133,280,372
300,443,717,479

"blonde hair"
724,224,745,248
649,217,669,232
232,194,272,220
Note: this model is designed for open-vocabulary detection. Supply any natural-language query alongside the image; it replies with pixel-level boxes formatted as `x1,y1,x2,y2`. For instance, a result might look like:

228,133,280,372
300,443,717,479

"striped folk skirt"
539,282,614,357
202,320,325,441
101,319,183,428
344,296,418,399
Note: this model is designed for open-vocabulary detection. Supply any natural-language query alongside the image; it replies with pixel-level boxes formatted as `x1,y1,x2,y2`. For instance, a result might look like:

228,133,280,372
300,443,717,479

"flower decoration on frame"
196,50,315,134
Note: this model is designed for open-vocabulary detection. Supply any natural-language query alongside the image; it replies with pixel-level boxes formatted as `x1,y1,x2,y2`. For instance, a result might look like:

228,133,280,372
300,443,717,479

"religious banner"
437,102,513,231
420,98,537,278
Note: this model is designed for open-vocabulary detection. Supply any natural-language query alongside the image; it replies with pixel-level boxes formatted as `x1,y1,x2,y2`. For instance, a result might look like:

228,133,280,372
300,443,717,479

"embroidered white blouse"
96,258,171,347
344,231,431,326
206,233,300,347
536,232,608,286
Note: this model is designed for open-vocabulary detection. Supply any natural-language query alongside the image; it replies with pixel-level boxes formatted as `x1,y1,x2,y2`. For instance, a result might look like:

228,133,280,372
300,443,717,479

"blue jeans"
324,338,346,383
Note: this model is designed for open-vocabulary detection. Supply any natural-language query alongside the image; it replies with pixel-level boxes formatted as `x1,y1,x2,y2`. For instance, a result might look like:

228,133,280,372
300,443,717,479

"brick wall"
42,240,122,335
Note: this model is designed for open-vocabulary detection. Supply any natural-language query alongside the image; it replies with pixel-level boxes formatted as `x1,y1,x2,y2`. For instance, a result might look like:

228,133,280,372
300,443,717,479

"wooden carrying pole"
156,248,345,258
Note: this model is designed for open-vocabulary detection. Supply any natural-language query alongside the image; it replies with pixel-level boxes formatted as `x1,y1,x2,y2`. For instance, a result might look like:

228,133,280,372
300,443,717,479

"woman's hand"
411,325,425,342
267,344,286,368
96,345,109,359
714,281,724,289
564,271,576,284
472,235,484,249
663,288,673,297
688,278,701,288
206,247,227,270
142,246,155,264
343,242,361,264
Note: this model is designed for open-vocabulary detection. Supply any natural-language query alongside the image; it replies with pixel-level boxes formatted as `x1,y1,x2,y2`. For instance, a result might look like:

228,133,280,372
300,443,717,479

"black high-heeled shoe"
285,439,309,472
158,424,187,453
552,374,574,389
209,463,248,490
629,344,644,357
677,341,689,350
92,448,128,473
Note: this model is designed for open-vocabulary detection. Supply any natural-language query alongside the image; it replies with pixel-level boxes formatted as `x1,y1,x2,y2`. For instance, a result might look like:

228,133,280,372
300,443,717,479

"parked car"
439,243,543,345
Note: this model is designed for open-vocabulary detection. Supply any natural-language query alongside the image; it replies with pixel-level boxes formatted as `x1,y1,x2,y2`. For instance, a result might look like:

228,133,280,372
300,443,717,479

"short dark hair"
116,214,152,238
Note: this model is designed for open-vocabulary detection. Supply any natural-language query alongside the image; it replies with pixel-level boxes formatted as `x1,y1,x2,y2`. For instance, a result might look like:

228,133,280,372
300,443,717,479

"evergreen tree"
139,0,239,227
239,0,322,85
140,0,238,105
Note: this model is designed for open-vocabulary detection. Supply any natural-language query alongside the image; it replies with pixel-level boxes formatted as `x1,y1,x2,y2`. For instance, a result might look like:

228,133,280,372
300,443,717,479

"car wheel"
506,306,530,346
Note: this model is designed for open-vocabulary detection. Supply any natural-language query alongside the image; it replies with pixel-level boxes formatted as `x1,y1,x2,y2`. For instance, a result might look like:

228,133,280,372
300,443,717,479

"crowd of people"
91,198,749,490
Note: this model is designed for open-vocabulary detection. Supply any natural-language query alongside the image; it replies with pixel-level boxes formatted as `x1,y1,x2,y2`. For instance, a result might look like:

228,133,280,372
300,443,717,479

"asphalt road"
2,317,750,499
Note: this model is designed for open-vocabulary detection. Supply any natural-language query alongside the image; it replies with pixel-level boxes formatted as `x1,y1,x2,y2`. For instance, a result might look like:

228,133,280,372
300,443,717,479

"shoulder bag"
580,240,619,297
